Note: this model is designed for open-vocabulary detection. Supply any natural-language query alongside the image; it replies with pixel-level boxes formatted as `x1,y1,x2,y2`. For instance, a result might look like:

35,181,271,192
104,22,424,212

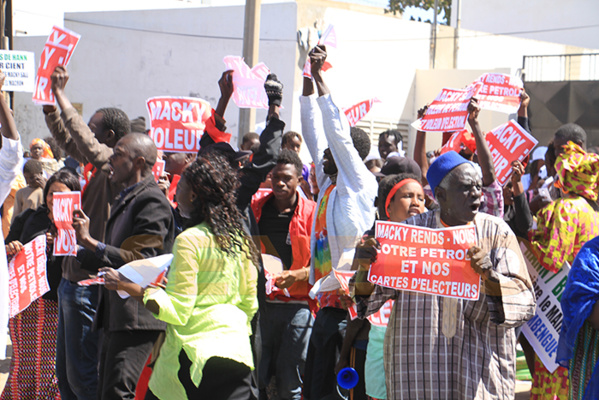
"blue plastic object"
337,367,359,390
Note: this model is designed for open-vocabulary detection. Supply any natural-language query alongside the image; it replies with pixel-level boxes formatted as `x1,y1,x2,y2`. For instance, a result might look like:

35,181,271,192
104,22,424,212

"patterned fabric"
531,197,599,273
557,236,599,400
1,298,61,400
353,209,535,400
313,184,335,282
568,322,599,400
530,359,568,400
555,141,599,201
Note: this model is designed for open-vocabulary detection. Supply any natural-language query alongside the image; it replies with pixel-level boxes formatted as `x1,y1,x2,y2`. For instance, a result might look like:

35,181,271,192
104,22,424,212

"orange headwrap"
29,138,54,160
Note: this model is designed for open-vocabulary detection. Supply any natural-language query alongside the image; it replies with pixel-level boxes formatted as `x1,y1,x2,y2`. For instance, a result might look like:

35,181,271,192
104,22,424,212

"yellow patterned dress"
530,141,599,400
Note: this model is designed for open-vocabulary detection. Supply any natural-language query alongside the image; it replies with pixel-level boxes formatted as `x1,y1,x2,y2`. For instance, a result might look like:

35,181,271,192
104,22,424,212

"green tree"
386,0,452,25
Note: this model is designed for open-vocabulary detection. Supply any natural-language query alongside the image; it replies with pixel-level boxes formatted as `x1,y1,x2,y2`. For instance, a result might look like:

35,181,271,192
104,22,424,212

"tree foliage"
386,0,452,25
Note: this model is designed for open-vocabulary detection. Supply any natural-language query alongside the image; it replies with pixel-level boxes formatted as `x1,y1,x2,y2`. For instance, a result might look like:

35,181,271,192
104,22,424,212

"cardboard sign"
485,120,538,186
32,43,69,105
46,26,81,66
146,96,212,153
32,26,80,105
7,235,49,317
223,56,271,109
520,240,569,373
0,50,35,92
343,98,381,127
53,191,81,256
152,159,166,182
412,83,481,132
475,73,523,114
369,221,480,300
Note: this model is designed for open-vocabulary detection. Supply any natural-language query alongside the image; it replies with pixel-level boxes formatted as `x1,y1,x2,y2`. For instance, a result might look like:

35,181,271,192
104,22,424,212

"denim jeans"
259,302,314,400
56,278,101,400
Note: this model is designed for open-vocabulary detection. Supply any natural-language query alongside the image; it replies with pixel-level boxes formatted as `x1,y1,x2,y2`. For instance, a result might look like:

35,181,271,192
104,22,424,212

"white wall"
450,0,599,50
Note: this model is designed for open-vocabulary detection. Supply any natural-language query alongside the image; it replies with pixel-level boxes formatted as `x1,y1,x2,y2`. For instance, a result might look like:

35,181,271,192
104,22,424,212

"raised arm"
517,89,531,133
51,66,113,173
0,71,23,202
413,105,429,183
300,74,328,191
310,46,377,198
468,98,495,186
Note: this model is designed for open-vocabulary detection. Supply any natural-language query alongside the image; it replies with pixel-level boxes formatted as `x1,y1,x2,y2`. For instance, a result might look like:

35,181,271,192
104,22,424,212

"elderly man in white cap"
352,150,536,400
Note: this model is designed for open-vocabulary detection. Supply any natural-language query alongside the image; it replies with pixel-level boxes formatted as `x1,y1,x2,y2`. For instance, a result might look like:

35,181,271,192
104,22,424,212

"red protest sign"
343,98,381,127
412,83,481,132
475,73,523,114
53,191,81,256
46,26,81,66
152,159,165,182
367,299,394,327
32,43,69,105
369,221,480,300
485,120,538,186
146,96,212,153
439,130,465,155
7,235,49,317
223,56,270,109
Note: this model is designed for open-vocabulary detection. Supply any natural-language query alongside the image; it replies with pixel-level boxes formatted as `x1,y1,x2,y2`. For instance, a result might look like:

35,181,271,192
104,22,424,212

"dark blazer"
94,174,175,332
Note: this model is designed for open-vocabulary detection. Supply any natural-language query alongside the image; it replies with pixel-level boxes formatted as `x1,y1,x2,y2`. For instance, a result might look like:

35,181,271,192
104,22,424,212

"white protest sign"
520,240,569,373
0,51,35,92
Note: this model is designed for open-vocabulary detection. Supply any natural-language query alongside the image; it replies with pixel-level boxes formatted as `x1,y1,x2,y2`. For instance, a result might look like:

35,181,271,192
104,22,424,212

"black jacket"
92,175,175,332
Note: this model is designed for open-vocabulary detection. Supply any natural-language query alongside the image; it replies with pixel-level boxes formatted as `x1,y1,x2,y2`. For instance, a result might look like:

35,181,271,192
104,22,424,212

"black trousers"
97,329,162,400
146,352,252,400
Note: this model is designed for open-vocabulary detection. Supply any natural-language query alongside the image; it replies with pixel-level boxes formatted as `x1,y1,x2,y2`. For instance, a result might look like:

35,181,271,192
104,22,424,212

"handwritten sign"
7,235,49,317
32,26,80,105
53,191,81,256
520,240,568,373
485,120,538,186
223,56,270,109
475,73,523,114
412,84,481,132
0,50,35,92
343,98,381,127
369,221,480,300
146,96,211,153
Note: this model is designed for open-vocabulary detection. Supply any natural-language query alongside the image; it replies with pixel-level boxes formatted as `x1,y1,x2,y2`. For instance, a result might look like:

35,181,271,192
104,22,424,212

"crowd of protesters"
0,43,598,400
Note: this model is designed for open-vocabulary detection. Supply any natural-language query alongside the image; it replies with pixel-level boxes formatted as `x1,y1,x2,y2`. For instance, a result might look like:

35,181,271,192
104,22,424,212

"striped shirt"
354,210,536,400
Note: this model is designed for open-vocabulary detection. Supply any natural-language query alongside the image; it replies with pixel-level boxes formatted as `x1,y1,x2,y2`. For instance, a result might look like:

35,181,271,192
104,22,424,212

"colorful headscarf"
29,138,54,160
555,141,599,201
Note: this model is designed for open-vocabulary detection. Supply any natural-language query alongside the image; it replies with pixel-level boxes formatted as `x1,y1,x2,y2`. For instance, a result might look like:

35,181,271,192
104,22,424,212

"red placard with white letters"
53,192,81,256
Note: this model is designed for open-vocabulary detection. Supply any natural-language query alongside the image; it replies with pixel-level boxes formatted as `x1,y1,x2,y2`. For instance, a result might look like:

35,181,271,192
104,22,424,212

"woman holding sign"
356,173,426,400
2,168,80,400
99,153,259,400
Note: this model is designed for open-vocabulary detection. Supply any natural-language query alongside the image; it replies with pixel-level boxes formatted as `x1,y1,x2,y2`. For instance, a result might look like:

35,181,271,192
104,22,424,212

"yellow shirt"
144,223,258,400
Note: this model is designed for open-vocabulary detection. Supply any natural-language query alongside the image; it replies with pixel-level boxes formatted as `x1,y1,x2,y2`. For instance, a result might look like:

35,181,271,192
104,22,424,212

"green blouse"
143,223,258,400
